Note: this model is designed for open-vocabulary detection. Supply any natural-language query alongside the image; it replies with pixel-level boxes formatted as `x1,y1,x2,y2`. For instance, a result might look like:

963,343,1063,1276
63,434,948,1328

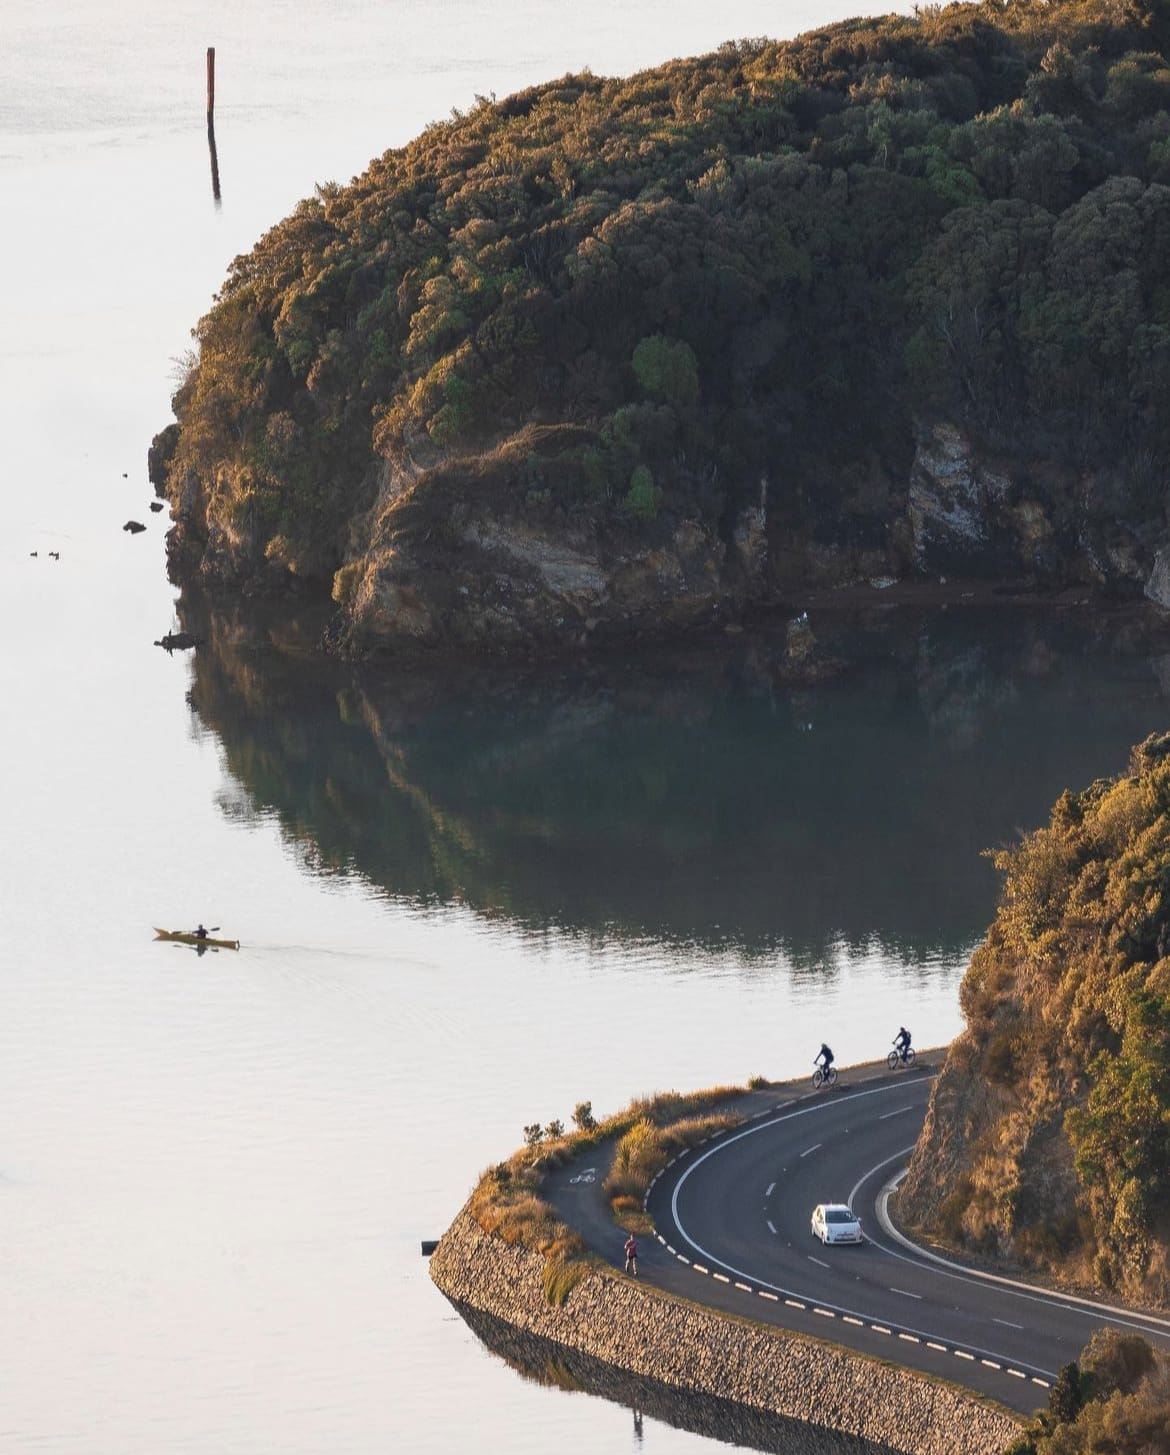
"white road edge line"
875,1170,1170,1336
800,1143,822,1158
994,1318,1025,1330
890,1288,922,1300
879,1106,912,1119
759,1291,778,1302
767,1220,777,1235
808,1256,830,1268
765,1182,775,1198
664,1077,1057,1381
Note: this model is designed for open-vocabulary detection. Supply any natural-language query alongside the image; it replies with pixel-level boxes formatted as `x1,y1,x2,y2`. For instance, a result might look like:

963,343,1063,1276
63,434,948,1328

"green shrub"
624,465,661,521
1081,1327,1157,1400
632,335,699,407
1049,1362,1086,1425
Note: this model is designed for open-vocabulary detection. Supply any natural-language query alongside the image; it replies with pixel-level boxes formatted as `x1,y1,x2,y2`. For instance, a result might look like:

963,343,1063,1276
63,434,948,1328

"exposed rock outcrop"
907,422,1153,590
909,423,1006,571
1144,546,1170,609
336,461,748,653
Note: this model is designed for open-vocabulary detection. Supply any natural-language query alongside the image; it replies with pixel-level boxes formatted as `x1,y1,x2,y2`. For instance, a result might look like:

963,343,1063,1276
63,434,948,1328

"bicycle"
887,1044,916,1071
812,1062,838,1089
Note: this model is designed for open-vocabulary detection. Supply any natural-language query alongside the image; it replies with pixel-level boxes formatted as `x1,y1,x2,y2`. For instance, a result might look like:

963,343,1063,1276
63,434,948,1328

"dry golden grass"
467,1083,748,1303
604,1112,741,1202
543,1258,592,1307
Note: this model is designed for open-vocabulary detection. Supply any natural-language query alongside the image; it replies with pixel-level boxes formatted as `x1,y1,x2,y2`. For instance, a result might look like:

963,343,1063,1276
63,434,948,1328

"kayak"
154,927,240,950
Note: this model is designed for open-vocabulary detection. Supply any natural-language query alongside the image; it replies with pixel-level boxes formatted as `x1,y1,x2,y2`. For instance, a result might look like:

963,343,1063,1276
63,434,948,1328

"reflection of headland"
449,1299,898,1455
178,590,1170,959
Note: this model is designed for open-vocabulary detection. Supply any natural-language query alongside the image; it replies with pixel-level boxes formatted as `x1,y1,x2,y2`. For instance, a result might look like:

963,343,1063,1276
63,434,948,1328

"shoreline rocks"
155,409,1170,660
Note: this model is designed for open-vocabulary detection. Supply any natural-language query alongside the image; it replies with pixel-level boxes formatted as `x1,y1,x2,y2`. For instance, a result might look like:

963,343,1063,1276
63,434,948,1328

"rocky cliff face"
152,415,1164,656
899,734,1170,1305
907,421,1153,589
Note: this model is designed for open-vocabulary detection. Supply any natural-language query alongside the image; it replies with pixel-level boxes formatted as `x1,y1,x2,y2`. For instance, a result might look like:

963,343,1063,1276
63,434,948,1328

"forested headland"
153,0,1170,654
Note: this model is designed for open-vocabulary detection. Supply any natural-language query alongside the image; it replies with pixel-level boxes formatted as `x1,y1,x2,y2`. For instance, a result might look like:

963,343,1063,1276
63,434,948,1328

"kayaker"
194,924,208,940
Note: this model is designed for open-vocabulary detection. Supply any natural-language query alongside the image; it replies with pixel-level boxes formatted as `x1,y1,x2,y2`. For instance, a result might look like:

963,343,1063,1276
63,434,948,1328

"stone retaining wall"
455,1299,898,1455
430,1208,1022,1455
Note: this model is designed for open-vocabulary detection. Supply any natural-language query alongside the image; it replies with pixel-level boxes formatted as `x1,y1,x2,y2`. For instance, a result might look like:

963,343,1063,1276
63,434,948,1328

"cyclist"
894,1027,912,1064
815,1043,834,1078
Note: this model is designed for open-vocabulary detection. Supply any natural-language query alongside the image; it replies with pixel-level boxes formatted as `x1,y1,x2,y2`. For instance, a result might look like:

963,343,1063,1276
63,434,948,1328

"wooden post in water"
206,47,221,204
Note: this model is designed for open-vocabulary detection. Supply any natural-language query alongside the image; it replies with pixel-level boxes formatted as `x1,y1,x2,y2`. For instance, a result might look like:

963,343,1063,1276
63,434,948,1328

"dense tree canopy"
159,0,1170,595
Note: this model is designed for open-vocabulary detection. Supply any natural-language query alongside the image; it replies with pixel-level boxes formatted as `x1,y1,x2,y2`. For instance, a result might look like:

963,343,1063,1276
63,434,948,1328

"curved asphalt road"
548,1065,1170,1415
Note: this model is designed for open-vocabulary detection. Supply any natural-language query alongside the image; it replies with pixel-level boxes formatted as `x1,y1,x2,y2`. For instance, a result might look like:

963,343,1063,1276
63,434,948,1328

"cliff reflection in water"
183,598,1170,960
448,1300,897,1455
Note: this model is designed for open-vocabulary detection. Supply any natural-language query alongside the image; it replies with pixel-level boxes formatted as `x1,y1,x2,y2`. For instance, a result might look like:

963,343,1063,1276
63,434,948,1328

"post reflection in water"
207,118,221,205
178,595,1170,969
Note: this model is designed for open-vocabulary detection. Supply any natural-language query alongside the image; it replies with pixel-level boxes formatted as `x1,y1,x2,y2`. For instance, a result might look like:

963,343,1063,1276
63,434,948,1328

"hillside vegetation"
1004,1328,1170,1454
154,0,1170,650
902,733,1170,1304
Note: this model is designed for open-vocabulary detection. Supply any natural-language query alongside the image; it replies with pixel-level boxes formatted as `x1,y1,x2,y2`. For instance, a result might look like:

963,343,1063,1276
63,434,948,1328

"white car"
811,1203,863,1244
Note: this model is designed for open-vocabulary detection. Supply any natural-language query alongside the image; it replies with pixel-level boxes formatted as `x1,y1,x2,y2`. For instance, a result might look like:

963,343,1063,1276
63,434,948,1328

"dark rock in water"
123,520,147,534
149,501,165,513
154,631,203,652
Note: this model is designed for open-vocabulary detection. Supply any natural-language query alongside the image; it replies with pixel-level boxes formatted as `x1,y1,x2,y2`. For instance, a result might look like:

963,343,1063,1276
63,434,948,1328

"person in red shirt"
624,1234,638,1276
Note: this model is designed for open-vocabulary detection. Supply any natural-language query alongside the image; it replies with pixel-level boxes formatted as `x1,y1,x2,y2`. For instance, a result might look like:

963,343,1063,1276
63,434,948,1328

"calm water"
3,6,1169,1452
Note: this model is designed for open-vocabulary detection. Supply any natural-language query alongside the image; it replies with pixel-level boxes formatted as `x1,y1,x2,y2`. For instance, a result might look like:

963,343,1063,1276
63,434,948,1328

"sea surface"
3,5,1169,1453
